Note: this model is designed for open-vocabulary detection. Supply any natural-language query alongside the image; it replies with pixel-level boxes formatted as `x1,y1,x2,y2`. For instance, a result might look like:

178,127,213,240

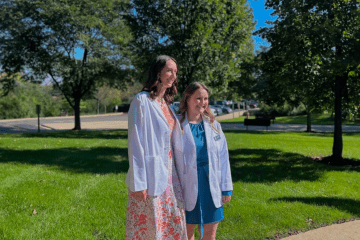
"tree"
0,79,61,119
127,0,255,97
256,0,360,162
257,46,329,132
0,73,19,97
0,0,132,130
94,85,122,114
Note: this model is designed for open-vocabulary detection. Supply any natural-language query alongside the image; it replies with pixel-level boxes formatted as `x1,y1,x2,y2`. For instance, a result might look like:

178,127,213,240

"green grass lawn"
0,130,359,239
221,113,360,125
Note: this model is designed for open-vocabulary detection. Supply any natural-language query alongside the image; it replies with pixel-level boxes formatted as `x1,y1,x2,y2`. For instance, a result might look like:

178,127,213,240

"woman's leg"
186,224,197,240
202,222,219,240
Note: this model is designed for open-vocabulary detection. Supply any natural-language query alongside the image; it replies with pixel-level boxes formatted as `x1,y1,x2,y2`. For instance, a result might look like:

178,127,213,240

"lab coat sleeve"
216,122,233,192
126,95,147,192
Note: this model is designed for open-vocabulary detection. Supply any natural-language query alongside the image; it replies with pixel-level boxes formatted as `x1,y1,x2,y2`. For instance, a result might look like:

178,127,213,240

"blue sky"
248,0,276,49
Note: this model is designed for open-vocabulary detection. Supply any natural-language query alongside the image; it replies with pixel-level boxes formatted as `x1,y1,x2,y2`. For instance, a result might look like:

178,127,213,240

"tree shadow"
0,146,129,174
223,129,360,137
3,129,128,140
229,148,359,184
269,197,360,216
300,132,360,138
223,129,287,135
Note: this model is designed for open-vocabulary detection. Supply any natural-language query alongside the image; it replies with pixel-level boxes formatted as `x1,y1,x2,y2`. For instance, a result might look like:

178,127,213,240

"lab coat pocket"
133,156,146,184
145,155,165,190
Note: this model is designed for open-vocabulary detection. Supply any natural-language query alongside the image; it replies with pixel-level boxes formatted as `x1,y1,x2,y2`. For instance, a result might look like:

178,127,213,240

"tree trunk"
97,100,100,115
73,97,81,130
105,105,107,114
332,75,343,160
306,111,311,132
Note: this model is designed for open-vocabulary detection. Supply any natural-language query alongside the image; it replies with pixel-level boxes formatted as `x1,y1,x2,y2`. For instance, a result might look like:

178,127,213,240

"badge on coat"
214,134,221,141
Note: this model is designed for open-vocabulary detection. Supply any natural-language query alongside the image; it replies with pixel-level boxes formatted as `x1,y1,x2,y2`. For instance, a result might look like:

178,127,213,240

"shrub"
259,102,307,116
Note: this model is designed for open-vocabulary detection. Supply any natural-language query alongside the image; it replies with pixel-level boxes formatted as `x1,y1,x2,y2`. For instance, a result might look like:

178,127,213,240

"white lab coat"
125,91,183,196
173,114,233,211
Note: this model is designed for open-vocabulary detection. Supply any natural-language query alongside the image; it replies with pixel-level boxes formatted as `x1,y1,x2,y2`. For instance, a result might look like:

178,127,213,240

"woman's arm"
126,95,148,197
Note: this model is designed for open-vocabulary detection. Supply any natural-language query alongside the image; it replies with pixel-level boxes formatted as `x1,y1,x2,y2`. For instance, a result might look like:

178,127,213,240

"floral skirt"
125,155,187,240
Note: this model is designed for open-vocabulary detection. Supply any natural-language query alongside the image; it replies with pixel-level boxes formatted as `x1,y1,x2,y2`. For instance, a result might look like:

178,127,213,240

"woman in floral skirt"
125,55,187,240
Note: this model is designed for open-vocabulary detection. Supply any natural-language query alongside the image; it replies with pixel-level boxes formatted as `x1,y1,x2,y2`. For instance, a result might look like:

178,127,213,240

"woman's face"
158,59,177,90
187,88,209,116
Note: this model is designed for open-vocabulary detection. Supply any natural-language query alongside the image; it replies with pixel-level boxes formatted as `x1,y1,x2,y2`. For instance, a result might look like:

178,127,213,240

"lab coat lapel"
202,115,214,156
182,114,196,148
202,115,215,163
169,104,181,131
152,98,170,129
181,114,196,174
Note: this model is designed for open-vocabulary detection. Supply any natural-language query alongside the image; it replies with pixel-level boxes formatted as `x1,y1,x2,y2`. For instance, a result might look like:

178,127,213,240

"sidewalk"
280,220,360,240
42,120,127,131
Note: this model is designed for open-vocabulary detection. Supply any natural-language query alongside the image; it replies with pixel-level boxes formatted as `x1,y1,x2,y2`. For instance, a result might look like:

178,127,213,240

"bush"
259,102,307,116
0,82,61,119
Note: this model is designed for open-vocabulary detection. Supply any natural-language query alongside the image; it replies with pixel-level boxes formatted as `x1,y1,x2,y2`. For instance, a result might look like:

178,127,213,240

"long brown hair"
142,55,178,104
179,82,215,125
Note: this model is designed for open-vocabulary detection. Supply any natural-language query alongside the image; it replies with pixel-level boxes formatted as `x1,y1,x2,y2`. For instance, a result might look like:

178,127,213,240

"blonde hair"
179,82,220,133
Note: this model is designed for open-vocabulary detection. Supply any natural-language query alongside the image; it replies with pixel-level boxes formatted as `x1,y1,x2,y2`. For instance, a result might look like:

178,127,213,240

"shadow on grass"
223,130,288,135
223,130,360,137
269,197,360,216
4,129,129,140
0,146,129,174
229,148,358,184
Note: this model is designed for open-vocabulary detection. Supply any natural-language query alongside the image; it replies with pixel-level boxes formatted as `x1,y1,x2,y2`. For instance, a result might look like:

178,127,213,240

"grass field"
221,113,360,125
0,130,359,239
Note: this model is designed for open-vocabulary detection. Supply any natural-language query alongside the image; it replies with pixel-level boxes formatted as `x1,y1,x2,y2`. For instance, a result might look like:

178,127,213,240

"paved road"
0,113,128,134
1,111,360,134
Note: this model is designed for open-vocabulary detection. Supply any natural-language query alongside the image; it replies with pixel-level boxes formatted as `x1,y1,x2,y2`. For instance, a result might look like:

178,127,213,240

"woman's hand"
222,195,231,203
132,190,147,202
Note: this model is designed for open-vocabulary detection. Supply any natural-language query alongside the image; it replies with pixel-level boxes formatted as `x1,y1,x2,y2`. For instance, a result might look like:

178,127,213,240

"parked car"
113,103,130,113
240,100,252,109
211,105,223,115
209,105,218,116
216,100,227,106
170,102,180,114
209,100,217,105
216,105,232,114
226,100,233,105
232,102,244,109
172,101,180,108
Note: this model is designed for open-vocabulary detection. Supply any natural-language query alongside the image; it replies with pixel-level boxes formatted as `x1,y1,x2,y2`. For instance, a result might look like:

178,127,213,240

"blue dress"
186,121,232,231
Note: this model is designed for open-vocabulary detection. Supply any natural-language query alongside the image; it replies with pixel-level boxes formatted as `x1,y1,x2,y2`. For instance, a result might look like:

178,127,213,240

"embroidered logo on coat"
214,135,221,141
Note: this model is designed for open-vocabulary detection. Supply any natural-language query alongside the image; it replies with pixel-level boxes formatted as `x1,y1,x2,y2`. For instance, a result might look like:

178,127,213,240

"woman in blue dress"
174,82,233,240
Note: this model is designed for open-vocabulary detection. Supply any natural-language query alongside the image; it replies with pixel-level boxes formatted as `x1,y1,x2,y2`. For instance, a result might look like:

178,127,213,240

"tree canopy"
0,0,133,129
256,0,360,161
127,0,255,99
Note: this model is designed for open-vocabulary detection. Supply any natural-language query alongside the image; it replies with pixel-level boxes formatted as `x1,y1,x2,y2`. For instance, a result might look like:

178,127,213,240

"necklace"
158,97,165,105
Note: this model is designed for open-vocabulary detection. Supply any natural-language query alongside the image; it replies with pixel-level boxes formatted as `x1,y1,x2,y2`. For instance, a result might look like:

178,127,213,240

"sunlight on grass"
0,130,359,239
221,113,360,125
